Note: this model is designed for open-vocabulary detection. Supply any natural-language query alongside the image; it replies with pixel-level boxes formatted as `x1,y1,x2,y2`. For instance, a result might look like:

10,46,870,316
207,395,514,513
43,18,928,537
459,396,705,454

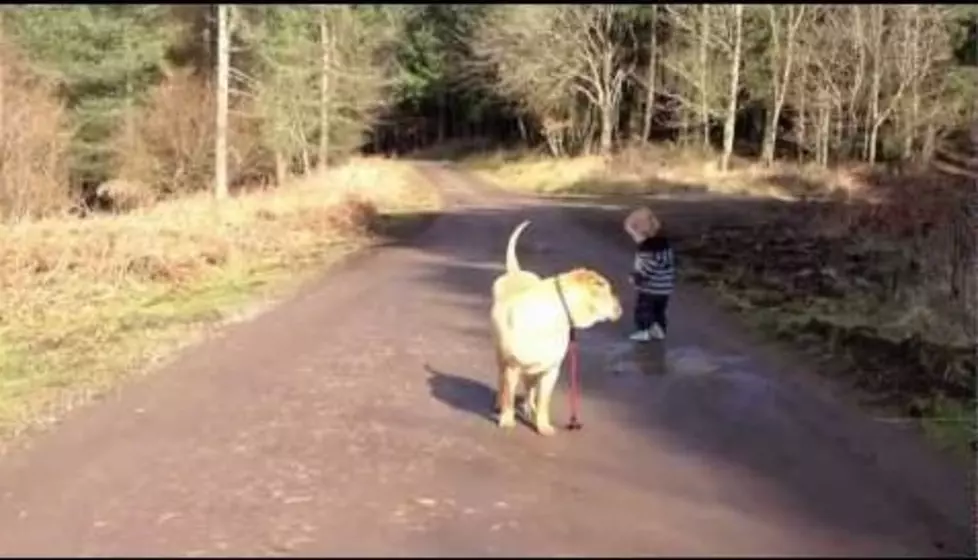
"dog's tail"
505,220,531,274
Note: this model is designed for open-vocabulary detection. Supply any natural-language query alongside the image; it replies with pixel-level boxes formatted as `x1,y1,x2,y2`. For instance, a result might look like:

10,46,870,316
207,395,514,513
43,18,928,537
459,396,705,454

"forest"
0,4,973,217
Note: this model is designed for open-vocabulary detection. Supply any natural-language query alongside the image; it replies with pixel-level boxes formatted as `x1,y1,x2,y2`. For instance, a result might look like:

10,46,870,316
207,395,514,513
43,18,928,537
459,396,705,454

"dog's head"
560,268,623,328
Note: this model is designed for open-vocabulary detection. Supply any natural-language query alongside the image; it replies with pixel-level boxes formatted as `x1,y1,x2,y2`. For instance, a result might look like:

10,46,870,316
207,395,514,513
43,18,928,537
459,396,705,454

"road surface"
0,163,971,556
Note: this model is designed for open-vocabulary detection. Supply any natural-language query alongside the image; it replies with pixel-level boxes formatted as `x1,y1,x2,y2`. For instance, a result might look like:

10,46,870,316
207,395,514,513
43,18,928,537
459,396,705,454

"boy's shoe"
649,324,666,340
629,329,652,342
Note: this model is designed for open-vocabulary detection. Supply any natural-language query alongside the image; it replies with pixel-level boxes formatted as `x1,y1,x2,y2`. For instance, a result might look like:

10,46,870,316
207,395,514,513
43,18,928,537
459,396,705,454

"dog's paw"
535,422,556,436
498,411,517,429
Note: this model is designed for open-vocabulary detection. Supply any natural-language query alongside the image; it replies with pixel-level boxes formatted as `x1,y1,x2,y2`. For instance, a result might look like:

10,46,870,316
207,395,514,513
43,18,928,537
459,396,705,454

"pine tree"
5,6,177,188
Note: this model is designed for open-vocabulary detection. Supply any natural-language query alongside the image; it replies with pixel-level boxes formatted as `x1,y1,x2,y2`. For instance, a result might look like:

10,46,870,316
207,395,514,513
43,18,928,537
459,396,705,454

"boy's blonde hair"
624,206,660,242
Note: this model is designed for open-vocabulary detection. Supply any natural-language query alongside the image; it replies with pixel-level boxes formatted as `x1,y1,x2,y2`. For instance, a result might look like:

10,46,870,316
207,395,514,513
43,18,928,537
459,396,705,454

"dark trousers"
634,292,669,332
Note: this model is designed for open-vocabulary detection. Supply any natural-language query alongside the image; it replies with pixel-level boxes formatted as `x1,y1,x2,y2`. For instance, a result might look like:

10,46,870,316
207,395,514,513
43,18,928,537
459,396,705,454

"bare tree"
894,5,959,163
318,5,331,172
570,6,632,154
719,4,744,172
640,4,658,145
473,5,632,156
900,5,921,161
795,6,857,167
863,5,932,164
241,5,401,181
698,5,710,148
760,5,806,167
214,3,229,199
843,5,866,161
795,48,808,162
659,5,731,150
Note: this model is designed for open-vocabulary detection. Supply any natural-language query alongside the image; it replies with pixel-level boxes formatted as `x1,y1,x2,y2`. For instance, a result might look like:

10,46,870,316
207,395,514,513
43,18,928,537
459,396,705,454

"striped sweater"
631,233,675,295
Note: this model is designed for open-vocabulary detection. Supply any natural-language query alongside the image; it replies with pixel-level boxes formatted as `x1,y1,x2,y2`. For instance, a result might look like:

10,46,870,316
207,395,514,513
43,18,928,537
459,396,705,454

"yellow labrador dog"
490,220,622,435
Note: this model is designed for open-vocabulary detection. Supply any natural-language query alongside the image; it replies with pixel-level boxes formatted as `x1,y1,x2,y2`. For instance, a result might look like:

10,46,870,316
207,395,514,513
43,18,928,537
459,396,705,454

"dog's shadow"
424,364,534,428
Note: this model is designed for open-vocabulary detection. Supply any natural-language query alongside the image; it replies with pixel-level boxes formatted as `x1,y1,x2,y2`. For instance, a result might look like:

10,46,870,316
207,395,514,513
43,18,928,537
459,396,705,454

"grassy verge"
471,147,975,459
0,157,441,449
462,143,865,200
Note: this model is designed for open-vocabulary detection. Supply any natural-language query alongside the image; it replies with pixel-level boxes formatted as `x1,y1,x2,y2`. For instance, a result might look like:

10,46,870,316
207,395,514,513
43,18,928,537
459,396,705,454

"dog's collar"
554,276,578,341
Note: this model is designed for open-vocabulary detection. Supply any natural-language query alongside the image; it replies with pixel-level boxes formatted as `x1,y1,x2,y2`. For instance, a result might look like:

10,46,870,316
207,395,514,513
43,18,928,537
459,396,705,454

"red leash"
565,329,583,431
554,275,582,431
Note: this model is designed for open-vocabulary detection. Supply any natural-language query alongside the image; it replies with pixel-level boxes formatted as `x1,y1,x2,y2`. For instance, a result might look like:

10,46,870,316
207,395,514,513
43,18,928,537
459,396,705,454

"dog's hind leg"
498,366,521,429
521,375,539,422
533,366,562,436
494,348,506,414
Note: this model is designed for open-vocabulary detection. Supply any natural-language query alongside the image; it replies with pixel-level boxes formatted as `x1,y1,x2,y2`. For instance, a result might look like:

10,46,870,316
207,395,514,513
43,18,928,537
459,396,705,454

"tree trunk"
202,7,214,75
437,88,447,144
760,8,780,168
797,64,807,162
681,107,690,146
274,150,287,187
866,5,882,163
902,97,918,161
641,5,658,144
834,103,844,160
963,121,978,317
847,6,865,160
761,6,801,167
599,105,614,155
214,4,229,199
517,116,528,144
921,122,937,163
868,121,881,165
720,4,743,172
545,133,559,158
813,99,829,168
318,7,332,172
902,6,920,162
813,110,821,166
699,5,710,149
820,104,831,167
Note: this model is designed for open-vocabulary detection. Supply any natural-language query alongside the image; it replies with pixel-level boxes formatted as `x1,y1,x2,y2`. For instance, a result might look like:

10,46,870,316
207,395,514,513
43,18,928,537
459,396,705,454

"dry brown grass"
112,68,267,200
466,143,874,201
0,44,73,220
0,157,439,448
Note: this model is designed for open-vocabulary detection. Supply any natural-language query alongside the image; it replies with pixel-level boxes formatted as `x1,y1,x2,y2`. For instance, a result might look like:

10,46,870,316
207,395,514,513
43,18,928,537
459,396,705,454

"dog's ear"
563,269,622,325
567,268,611,291
567,268,614,306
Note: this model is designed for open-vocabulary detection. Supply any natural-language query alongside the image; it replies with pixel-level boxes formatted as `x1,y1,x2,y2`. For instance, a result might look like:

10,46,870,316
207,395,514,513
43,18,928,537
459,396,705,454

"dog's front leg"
533,366,561,436
494,348,506,414
498,366,521,429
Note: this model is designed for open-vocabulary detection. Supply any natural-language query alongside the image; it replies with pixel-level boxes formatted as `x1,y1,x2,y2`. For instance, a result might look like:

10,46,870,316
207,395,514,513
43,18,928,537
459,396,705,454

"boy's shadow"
424,364,536,428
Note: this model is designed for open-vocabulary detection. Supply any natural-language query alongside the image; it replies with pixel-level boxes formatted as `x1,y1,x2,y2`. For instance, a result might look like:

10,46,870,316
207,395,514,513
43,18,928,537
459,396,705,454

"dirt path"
0,163,970,556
